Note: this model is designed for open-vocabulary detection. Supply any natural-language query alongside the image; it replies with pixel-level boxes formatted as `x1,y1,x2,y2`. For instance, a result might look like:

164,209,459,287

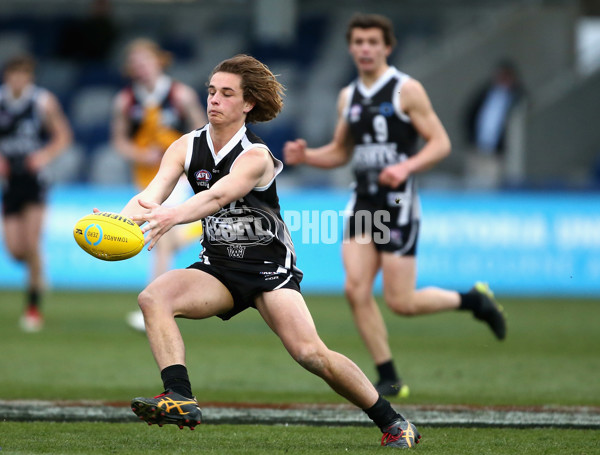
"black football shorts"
187,260,302,320
345,196,419,255
2,172,47,216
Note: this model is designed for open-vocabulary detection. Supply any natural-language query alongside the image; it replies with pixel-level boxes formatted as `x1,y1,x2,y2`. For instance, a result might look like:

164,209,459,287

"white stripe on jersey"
206,124,247,165
184,127,206,174
393,72,412,123
342,82,356,119
230,134,282,191
356,66,396,99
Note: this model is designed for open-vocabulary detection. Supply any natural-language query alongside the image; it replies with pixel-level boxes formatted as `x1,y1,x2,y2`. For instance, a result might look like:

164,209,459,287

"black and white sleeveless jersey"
185,124,302,277
344,67,420,225
0,84,48,173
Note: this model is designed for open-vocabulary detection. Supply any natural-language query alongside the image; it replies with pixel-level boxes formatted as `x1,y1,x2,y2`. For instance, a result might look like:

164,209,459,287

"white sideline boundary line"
1,401,599,429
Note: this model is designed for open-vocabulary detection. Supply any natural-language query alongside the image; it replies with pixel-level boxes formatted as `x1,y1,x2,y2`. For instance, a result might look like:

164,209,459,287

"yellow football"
73,212,145,261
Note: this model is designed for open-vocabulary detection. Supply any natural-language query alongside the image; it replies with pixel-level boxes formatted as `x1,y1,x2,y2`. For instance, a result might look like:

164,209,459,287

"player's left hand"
132,199,177,251
378,162,411,188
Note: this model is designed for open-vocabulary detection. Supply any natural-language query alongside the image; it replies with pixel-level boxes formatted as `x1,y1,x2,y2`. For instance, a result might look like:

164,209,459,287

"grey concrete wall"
400,5,579,178
525,69,600,185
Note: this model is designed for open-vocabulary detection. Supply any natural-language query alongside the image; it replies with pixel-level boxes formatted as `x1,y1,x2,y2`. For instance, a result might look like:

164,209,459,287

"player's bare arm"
0,154,8,178
27,92,72,171
111,92,161,165
174,85,207,129
378,79,451,188
135,146,273,250
283,88,353,169
119,133,188,223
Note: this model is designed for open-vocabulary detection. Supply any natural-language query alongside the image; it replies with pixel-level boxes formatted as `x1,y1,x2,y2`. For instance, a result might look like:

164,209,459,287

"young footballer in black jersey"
113,55,420,448
284,13,507,397
0,55,72,331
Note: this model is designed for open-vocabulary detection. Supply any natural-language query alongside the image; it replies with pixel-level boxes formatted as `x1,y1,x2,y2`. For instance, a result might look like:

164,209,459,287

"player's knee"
386,294,418,316
291,344,327,375
23,248,40,264
137,287,159,312
6,245,26,262
344,278,370,304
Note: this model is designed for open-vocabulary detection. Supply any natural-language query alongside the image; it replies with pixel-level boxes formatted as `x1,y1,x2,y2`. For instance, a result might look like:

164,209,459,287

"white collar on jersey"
1,83,36,114
133,74,172,107
356,66,397,99
206,123,247,165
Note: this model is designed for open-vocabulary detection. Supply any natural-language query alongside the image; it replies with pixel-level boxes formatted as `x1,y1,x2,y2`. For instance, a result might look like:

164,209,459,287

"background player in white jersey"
111,38,206,331
0,54,72,331
283,13,506,397
109,54,419,448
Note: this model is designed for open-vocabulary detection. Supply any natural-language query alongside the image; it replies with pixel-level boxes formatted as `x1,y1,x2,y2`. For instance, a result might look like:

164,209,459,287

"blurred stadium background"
1,0,600,295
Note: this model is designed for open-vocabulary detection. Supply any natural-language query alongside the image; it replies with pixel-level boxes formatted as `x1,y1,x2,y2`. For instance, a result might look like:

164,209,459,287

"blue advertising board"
0,185,599,296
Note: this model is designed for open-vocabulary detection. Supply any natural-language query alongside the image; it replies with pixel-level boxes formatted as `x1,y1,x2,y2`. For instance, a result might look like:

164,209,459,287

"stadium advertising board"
0,185,598,296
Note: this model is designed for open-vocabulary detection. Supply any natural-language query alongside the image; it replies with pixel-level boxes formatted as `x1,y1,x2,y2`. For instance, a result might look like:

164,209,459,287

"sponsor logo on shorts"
390,228,403,245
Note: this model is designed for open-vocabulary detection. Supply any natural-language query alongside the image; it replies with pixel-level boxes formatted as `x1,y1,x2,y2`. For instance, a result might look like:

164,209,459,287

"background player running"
284,13,506,397
0,54,72,331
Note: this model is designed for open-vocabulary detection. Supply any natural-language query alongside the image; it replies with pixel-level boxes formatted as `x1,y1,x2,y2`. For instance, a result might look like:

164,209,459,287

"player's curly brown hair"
209,54,284,124
346,13,397,49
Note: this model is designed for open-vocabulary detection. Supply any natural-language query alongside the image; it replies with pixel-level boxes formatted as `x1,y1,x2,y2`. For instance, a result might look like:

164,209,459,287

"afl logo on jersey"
195,169,212,187
379,102,394,117
349,104,362,123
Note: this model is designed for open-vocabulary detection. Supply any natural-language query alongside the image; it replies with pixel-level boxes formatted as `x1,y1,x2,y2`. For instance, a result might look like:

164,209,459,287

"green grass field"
1,290,599,454
0,422,597,455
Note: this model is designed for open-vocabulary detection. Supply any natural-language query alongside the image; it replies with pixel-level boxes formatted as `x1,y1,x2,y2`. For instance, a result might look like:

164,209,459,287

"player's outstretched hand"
132,199,177,251
283,139,307,165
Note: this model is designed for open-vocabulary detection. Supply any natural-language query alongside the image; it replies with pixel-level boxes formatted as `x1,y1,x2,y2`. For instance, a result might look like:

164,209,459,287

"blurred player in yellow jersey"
111,38,206,331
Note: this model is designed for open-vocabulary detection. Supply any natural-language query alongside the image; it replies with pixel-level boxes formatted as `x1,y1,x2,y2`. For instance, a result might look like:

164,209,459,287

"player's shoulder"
338,84,356,112
398,76,428,103
176,129,197,146
181,124,208,146
35,86,63,112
